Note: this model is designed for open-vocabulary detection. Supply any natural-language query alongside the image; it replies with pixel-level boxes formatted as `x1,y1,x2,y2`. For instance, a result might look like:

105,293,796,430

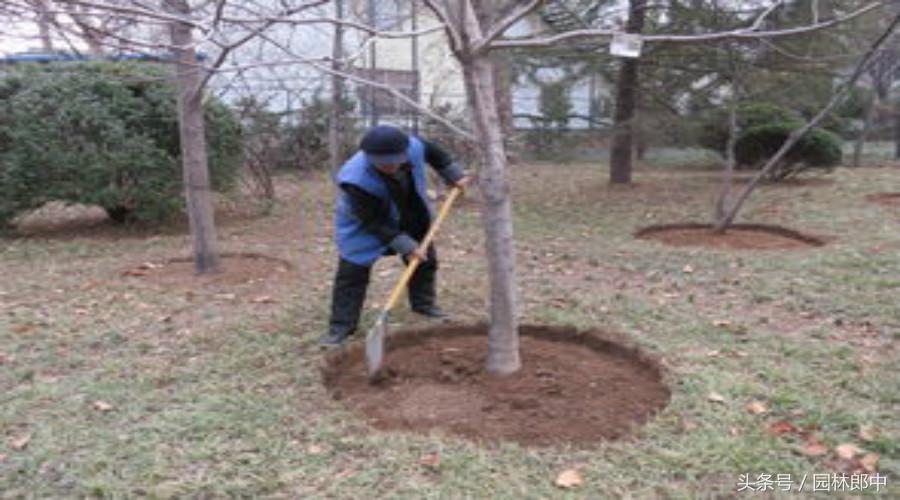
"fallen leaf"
768,420,799,436
93,401,114,412
712,319,732,328
682,264,694,273
11,324,35,334
555,469,583,489
707,392,726,403
306,445,323,455
800,443,829,457
800,435,828,457
835,443,863,460
137,262,162,270
121,270,148,277
250,296,276,304
214,293,237,301
859,424,879,442
419,452,441,469
79,280,101,290
10,434,31,450
859,453,879,473
745,401,768,415
334,469,354,480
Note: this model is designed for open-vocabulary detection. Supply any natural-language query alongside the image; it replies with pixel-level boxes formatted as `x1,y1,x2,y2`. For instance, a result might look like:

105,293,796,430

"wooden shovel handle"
382,186,462,312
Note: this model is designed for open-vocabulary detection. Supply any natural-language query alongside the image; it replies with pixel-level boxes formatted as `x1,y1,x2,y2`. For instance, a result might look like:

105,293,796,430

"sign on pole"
610,32,643,58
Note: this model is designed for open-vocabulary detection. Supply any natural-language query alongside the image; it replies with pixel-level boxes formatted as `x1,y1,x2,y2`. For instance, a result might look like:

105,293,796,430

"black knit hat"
359,125,409,166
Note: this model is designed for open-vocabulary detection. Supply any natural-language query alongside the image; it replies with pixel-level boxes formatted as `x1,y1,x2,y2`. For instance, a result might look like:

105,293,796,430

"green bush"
734,122,843,180
697,102,799,154
0,61,242,227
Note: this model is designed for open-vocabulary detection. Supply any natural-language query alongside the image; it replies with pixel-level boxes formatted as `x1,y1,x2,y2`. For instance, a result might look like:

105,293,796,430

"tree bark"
167,0,219,274
31,0,54,51
462,54,520,375
493,57,515,137
894,99,900,160
329,0,345,174
714,93,739,227
853,92,878,167
608,0,646,185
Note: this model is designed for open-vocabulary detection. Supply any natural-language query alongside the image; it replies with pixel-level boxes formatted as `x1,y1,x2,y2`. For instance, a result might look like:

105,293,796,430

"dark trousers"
328,244,438,337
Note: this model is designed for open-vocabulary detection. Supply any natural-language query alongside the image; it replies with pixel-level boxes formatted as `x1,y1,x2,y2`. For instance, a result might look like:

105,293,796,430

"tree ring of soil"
322,324,670,447
122,252,293,287
866,192,900,207
635,223,827,250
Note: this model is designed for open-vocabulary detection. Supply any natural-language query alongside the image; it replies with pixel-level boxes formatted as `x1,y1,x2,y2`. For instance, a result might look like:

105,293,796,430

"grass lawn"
2,160,898,498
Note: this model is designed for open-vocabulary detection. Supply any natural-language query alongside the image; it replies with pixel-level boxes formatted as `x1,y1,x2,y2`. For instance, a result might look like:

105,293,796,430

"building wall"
349,1,467,115
337,2,612,130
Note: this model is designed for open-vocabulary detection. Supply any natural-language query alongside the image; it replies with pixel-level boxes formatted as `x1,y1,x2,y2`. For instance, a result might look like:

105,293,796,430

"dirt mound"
636,223,827,250
121,252,293,287
867,192,900,207
322,325,670,447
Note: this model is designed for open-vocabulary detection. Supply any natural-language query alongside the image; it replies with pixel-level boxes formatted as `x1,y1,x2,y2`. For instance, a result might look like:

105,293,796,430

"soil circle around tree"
635,223,828,250
866,192,900,207
322,324,670,447
120,252,294,287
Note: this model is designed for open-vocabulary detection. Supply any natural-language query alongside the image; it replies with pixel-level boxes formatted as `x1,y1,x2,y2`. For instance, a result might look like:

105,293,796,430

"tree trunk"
634,128,647,160
894,98,900,160
462,54,521,375
852,93,878,167
167,0,219,273
34,0,54,51
493,57,514,137
328,0,345,173
608,0,646,184
714,94,739,228
367,0,378,127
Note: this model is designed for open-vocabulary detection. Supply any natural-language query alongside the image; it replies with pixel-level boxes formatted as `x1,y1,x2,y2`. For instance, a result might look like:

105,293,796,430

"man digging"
321,125,472,347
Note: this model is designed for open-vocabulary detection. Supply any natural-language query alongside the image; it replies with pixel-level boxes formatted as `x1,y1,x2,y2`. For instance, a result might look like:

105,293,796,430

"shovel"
366,186,463,380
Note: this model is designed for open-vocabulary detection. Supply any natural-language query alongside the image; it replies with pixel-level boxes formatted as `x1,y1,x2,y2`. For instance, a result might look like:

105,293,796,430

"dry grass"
2,161,899,497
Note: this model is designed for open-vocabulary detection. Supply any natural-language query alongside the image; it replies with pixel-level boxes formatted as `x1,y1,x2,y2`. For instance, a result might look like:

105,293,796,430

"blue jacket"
334,137,430,266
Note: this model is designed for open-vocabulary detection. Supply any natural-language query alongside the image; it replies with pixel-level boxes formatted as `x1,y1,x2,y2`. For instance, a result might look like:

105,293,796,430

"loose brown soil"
866,192,900,207
635,223,827,250
322,325,670,447
122,252,294,288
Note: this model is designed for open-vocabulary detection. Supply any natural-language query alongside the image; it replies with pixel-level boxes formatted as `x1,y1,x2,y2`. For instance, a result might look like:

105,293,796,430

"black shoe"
319,329,353,347
412,305,450,320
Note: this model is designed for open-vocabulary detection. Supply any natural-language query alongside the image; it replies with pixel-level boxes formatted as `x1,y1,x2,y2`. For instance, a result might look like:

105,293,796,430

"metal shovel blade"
365,311,388,379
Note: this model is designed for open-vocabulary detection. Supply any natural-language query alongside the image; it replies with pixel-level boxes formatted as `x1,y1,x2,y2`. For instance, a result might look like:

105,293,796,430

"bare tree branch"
422,0,463,54
221,14,446,39
749,0,783,31
473,0,542,53
196,0,331,90
490,2,883,49
256,31,475,140
56,0,208,31
716,9,900,230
